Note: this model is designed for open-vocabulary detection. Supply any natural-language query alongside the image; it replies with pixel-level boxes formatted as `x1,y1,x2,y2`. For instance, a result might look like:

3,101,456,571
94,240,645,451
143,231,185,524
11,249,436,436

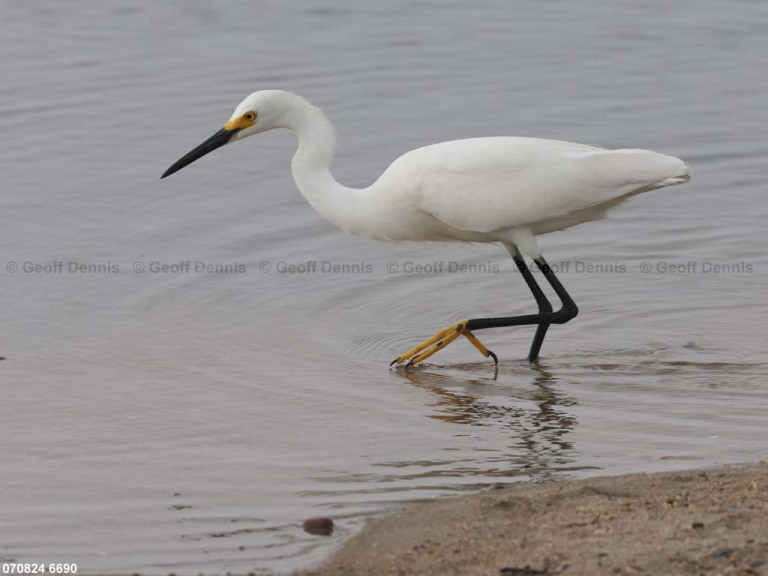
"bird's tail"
590,149,690,193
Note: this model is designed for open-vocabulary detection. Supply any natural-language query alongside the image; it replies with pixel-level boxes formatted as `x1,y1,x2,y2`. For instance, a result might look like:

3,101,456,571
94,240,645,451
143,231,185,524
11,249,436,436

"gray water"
1,1,767,573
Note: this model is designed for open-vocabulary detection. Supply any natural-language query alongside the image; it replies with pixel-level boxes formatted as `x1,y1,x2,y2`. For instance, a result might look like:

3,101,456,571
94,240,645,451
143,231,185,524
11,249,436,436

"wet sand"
297,463,768,576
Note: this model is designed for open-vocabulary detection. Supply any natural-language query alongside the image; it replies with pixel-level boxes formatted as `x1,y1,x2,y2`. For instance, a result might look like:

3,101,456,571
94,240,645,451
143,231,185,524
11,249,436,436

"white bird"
162,90,690,366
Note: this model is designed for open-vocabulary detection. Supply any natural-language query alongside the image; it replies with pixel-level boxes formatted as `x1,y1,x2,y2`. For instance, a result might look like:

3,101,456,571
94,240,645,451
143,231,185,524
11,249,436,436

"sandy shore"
297,463,768,576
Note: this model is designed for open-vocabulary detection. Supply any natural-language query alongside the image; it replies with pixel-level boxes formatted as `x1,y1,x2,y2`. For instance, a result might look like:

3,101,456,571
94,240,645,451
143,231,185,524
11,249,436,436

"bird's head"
161,90,294,179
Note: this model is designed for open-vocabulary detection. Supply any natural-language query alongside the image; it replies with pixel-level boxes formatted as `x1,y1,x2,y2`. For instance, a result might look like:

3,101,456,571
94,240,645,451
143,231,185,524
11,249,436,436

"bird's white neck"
285,97,364,234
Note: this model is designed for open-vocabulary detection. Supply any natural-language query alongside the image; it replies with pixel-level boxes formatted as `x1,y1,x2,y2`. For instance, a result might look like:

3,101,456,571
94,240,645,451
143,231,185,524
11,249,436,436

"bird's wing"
388,137,687,234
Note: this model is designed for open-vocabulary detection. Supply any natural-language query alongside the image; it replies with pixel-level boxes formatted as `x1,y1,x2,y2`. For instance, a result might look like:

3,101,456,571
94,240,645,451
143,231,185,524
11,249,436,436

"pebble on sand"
303,517,334,536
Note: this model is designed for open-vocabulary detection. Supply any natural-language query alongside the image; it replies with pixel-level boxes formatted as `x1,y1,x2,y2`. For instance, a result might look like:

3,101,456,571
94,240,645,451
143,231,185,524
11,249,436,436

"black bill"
161,127,236,179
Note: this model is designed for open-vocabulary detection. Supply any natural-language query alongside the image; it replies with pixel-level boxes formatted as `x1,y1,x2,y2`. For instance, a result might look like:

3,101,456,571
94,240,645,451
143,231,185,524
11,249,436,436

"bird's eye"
244,111,257,122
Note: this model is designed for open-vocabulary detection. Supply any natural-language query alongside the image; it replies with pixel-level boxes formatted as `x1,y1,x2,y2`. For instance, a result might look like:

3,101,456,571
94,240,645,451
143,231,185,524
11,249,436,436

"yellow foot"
390,320,498,368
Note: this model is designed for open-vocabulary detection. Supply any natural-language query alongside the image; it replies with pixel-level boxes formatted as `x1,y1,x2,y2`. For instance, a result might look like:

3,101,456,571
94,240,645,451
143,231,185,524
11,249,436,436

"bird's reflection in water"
397,362,582,481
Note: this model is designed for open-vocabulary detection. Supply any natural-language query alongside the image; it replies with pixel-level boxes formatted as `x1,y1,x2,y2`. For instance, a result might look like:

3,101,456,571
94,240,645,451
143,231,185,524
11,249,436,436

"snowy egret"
162,90,690,366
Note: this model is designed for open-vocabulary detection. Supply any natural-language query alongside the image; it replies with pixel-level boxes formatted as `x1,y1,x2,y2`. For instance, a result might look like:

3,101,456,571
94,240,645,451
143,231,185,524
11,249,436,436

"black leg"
510,247,553,362
534,256,578,324
466,254,578,362
511,247,552,314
